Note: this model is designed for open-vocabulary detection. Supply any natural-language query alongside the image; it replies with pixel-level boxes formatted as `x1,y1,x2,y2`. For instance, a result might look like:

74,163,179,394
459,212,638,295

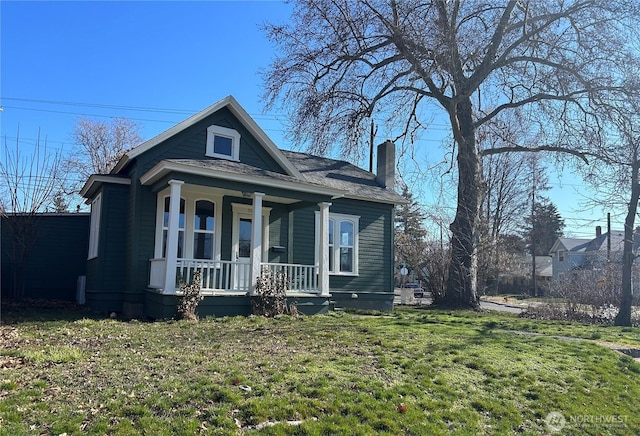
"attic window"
206,125,240,161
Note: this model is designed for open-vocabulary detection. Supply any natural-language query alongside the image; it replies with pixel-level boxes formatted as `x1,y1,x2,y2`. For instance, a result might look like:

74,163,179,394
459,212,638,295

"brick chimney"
596,226,602,237
376,140,395,189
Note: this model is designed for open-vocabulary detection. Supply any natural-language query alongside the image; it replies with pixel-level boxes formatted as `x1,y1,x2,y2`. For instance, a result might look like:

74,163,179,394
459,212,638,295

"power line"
0,96,287,121
0,96,457,130
1,105,180,125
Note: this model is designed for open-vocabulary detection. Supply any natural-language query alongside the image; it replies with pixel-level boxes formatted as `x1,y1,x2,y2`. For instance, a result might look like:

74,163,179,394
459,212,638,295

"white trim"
231,201,271,292
80,175,131,199
192,198,216,260
318,202,331,296
250,193,265,293
163,180,184,294
206,125,241,161
140,160,344,199
139,160,402,205
113,95,303,179
231,202,272,261
87,193,102,259
154,187,223,262
314,211,360,276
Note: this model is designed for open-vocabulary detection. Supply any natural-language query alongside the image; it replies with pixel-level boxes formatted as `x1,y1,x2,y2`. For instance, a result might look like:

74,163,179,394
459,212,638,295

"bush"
177,269,204,321
251,268,294,317
523,265,639,325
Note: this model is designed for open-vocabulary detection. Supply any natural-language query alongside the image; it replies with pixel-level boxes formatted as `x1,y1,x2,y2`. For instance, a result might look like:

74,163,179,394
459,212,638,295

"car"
405,282,425,298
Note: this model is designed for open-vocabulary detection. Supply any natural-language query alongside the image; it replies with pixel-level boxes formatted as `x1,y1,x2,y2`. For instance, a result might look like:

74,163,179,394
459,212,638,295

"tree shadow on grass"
0,299,101,324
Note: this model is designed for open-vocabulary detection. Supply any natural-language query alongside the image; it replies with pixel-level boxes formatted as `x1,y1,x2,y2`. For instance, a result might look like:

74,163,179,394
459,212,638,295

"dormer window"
206,125,240,161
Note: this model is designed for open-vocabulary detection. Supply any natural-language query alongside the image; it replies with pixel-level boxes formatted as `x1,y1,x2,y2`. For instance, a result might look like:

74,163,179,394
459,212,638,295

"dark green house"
80,96,404,319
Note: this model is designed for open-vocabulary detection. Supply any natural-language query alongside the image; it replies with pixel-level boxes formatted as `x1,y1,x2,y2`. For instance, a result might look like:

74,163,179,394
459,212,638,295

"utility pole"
531,158,537,297
369,119,375,173
607,212,611,261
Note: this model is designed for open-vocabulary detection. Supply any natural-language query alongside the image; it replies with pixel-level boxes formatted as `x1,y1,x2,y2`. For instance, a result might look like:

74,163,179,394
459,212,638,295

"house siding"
85,183,129,313
137,108,285,175
117,162,159,318
291,199,395,310
267,204,289,264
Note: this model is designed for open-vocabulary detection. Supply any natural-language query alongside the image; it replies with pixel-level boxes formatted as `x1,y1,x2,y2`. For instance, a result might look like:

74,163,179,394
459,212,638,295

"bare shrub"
251,268,291,317
177,269,203,321
523,264,636,325
423,242,449,304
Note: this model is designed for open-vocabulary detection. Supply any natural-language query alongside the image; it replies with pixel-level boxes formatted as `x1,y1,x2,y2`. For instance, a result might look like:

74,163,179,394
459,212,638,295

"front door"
232,213,252,290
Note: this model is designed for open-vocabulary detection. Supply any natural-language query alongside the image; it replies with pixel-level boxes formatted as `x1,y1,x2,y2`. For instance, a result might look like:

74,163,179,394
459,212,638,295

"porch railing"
261,262,319,293
151,259,319,294
176,259,250,293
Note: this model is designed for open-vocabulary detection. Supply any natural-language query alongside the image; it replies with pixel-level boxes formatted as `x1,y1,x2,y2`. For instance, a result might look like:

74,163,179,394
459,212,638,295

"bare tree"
0,130,62,300
263,0,637,307
478,122,545,292
64,117,142,194
581,84,640,326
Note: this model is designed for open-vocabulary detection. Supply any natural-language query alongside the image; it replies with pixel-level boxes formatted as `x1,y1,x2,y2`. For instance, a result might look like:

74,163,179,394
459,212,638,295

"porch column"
318,202,332,296
249,192,265,294
163,180,184,294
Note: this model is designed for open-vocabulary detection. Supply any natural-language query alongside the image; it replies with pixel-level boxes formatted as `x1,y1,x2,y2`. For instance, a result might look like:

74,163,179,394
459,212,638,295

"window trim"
154,188,222,261
205,125,241,161
231,203,272,261
88,193,102,259
193,199,216,260
160,196,186,259
315,211,360,276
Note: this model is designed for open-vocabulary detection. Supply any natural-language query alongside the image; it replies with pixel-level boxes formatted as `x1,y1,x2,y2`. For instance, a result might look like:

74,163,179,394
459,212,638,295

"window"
162,196,185,258
206,125,241,161
193,200,215,259
316,212,359,275
88,193,101,259
154,189,221,261
559,251,566,262
338,220,354,273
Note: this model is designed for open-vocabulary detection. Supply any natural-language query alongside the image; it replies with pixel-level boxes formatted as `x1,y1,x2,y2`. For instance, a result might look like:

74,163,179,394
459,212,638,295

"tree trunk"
615,158,639,326
443,99,482,308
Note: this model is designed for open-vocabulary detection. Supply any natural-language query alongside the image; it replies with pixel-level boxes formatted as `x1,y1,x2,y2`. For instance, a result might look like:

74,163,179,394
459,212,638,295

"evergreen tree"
524,202,565,256
395,185,427,241
52,190,69,213
395,185,429,284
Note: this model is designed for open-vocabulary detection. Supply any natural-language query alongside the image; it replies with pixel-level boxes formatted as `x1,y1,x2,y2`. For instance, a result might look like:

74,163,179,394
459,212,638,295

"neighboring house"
79,96,405,319
549,236,592,282
549,227,640,283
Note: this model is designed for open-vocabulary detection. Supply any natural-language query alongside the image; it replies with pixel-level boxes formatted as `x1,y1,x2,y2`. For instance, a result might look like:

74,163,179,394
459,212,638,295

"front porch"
149,258,321,295
145,259,329,319
147,178,334,300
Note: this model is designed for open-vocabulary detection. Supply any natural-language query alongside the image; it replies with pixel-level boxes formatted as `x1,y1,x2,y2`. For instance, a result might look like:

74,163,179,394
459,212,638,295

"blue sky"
1,1,293,144
0,1,610,238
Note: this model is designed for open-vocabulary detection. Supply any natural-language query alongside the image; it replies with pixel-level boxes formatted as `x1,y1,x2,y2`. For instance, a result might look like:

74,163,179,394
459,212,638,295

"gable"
131,107,287,176
112,96,301,179
550,237,591,255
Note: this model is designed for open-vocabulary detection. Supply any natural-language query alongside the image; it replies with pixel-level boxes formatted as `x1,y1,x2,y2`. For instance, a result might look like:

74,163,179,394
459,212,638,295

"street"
394,289,524,314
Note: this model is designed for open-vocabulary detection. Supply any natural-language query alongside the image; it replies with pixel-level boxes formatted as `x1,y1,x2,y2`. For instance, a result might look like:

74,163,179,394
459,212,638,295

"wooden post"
164,180,184,294
318,202,332,296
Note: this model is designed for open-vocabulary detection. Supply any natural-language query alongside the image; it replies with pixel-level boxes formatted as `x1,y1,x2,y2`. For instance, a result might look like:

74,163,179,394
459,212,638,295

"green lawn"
1,305,639,435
